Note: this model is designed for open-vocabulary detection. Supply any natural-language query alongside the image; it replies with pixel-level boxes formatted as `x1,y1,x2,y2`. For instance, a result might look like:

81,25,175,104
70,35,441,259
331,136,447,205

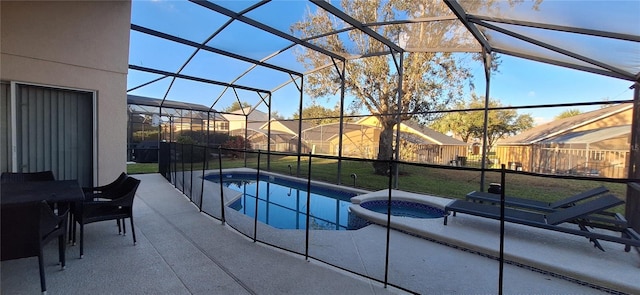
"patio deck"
1,173,638,294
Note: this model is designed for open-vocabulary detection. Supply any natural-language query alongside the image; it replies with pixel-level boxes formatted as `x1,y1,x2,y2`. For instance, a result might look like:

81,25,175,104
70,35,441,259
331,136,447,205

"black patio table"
1,180,85,206
1,179,84,293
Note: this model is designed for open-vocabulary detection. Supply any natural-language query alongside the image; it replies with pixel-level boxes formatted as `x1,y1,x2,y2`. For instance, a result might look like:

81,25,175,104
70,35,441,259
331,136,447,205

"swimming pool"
204,172,359,230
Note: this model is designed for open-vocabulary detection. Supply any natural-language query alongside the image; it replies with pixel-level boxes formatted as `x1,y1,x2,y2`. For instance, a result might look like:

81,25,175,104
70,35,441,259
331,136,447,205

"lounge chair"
444,194,640,251
465,186,609,213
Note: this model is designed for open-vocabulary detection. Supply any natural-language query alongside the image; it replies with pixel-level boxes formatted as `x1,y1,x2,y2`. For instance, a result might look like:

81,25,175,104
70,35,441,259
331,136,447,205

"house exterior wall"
224,114,247,131
573,110,632,132
266,122,295,135
336,128,379,158
495,145,532,171
1,1,132,185
496,109,633,177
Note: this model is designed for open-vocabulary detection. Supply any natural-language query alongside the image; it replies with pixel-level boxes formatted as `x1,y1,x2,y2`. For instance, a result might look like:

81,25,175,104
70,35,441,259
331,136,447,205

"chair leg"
117,219,122,235
58,235,66,269
68,213,73,244
79,223,84,258
71,219,77,246
130,216,136,245
38,251,47,294
122,219,126,236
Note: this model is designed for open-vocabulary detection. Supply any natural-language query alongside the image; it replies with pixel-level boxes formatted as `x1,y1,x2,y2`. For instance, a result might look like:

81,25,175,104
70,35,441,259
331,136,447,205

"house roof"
222,107,269,121
402,120,468,146
222,107,270,131
300,123,365,141
300,121,467,146
539,125,631,145
356,116,467,146
498,103,633,145
128,94,211,113
127,94,227,121
258,120,315,135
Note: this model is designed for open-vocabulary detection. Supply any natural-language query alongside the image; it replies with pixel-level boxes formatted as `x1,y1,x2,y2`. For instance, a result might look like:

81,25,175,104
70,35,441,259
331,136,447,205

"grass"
127,155,627,213
127,162,158,174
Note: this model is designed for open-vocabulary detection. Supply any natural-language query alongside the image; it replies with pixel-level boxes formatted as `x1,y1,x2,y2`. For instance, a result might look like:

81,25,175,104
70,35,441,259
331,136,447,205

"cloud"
527,91,536,97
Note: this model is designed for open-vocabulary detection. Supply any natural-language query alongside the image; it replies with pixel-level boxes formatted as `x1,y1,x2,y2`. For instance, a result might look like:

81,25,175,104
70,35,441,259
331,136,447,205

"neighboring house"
251,117,468,164
356,116,469,164
249,120,315,152
495,103,632,178
222,107,270,136
128,94,228,139
298,122,378,158
127,95,229,162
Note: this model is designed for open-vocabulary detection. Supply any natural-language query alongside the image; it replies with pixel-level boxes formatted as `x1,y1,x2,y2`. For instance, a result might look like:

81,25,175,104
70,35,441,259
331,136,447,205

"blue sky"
469,55,634,125
127,0,636,126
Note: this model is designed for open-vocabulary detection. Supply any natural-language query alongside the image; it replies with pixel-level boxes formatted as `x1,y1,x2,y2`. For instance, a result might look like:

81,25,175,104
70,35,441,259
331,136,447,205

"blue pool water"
360,200,445,219
204,173,358,230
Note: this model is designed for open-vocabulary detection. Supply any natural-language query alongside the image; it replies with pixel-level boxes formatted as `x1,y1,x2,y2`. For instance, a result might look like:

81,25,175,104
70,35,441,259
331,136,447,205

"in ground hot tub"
359,199,445,218
348,189,451,230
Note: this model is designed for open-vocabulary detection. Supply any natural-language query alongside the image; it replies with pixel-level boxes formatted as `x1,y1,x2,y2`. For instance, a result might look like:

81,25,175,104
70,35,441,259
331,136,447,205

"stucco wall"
1,1,132,185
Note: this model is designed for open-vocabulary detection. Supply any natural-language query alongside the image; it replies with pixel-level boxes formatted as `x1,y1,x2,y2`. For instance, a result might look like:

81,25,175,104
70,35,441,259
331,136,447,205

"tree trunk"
373,123,395,175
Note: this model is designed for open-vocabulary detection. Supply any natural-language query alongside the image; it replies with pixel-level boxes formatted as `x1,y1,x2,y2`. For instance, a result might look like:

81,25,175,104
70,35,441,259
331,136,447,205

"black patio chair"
69,172,129,241
1,200,69,294
82,172,128,201
1,171,55,183
465,186,610,213
72,176,140,258
444,194,640,251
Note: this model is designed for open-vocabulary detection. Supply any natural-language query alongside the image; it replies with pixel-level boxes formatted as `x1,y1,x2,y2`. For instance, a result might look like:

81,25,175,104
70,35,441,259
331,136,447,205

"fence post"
499,164,506,295
181,143,185,193
190,144,194,200
198,145,206,212
218,147,225,224
304,152,312,260
253,151,261,242
383,156,393,288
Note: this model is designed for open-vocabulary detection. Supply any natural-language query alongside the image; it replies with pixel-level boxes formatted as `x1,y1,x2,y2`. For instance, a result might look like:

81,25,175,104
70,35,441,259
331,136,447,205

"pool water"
360,200,445,219
205,173,357,230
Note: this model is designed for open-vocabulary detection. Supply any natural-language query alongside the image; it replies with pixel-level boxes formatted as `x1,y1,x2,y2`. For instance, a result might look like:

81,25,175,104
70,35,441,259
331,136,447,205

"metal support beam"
334,58,346,185
494,49,635,82
475,20,636,79
626,82,640,233
392,51,403,189
468,14,640,42
444,0,492,51
296,76,304,177
191,0,346,62
131,24,302,77
480,49,492,192
312,0,404,53
128,65,269,94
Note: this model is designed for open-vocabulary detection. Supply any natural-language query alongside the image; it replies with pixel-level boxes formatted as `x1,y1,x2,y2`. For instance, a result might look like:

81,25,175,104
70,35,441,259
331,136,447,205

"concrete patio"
1,173,638,294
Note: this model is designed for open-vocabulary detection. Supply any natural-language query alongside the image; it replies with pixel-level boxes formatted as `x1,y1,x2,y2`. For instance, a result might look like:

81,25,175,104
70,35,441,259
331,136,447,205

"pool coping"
349,189,453,237
204,168,371,208
349,189,640,295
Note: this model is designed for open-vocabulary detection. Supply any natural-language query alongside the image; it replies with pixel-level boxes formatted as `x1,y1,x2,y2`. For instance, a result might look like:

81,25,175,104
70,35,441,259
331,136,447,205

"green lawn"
128,155,627,213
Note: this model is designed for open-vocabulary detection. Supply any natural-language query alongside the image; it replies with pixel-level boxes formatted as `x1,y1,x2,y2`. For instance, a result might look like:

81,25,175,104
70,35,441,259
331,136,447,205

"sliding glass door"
6,83,94,186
